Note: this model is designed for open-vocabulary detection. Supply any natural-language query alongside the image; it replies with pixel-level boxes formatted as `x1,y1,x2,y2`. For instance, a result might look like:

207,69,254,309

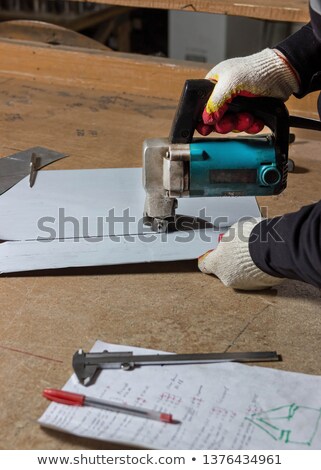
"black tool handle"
169,79,215,144
168,79,290,149
289,115,321,131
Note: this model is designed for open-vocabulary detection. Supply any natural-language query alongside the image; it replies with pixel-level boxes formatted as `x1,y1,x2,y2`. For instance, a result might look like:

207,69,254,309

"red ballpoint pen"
43,388,174,423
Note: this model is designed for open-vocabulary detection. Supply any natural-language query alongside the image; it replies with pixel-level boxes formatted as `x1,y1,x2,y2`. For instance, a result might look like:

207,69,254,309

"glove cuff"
229,219,284,290
259,48,300,96
199,218,284,290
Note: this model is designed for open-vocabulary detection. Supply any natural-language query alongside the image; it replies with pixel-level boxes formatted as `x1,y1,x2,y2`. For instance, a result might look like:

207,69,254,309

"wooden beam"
0,20,109,50
71,0,309,23
0,38,207,99
0,6,131,32
0,38,317,117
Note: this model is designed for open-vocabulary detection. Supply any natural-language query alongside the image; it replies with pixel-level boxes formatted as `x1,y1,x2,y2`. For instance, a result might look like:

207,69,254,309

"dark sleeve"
249,201,321,288
275,23,321,96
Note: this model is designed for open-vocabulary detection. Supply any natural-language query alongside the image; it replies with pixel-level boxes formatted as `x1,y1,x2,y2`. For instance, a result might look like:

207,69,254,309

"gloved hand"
198,218,283,290
197,48,300,136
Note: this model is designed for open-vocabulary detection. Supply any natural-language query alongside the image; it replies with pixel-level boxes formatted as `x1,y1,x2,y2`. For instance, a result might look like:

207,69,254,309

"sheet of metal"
0,146,67,195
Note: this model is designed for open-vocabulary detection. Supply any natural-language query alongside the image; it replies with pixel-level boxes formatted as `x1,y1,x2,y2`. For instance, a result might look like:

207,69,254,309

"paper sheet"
39,341,321,450
0,168,261,273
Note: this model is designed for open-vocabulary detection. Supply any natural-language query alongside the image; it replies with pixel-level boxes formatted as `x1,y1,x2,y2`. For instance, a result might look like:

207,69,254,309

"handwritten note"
39,341,321,449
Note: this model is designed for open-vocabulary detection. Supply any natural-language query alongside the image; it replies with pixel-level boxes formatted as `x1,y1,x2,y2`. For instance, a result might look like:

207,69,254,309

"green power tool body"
143,79,320,232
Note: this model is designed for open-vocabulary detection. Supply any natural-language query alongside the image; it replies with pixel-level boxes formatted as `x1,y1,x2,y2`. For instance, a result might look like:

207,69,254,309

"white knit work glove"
198,48,300,135
198,218,283,290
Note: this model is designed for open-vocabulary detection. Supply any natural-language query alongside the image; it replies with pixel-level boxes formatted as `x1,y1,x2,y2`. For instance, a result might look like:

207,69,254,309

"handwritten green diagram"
246,404,321,446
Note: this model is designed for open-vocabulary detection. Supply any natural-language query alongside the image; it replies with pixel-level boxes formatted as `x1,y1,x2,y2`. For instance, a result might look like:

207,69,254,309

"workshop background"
0,0,301,60
1,0,321,454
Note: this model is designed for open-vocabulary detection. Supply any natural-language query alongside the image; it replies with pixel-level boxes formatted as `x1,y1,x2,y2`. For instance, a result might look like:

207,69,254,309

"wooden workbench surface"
73,0,310,23
0,39,320,450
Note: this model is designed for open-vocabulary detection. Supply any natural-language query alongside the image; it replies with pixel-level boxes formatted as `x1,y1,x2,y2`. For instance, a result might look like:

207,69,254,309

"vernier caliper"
73,349,281,385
